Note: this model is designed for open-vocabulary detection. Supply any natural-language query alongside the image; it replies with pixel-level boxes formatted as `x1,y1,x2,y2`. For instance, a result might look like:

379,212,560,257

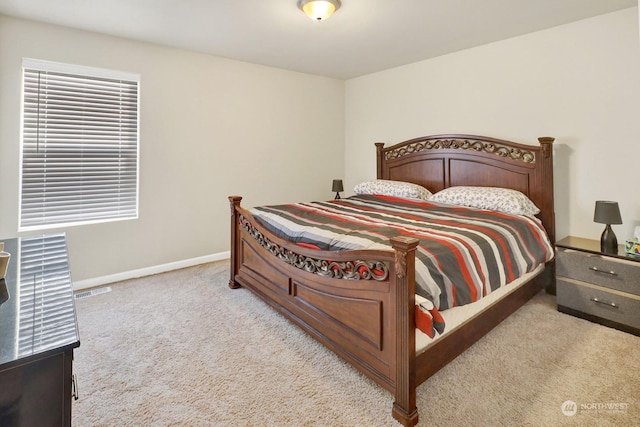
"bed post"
537,136,556,294
390,236,420,427
375,142,385,179
228,196,242,289
537,136,555,245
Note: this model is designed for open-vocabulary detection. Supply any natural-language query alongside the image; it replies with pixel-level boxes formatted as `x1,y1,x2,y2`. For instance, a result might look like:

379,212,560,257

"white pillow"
353,180,432,201
429,186,540,216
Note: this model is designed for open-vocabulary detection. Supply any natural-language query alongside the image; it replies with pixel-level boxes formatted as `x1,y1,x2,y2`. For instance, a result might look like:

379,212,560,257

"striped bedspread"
250,194,554,314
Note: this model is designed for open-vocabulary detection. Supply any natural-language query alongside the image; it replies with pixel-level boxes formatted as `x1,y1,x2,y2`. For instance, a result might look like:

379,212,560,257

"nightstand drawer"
556,249,640,295
557,278,640,330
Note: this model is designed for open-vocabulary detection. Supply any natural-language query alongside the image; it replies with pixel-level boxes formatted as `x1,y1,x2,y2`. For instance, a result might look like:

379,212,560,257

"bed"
228,134,556,426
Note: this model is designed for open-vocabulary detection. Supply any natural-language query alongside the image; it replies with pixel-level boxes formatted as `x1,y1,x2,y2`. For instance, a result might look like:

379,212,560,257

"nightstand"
556,236,640,336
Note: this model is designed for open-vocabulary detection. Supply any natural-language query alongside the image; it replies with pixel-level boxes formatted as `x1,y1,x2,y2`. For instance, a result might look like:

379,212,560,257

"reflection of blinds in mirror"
18,234,77,357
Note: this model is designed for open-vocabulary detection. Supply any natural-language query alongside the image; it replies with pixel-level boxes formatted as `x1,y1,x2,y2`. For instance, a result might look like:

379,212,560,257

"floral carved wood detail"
394,249,407,279
240,215,389,281
384,138,536,163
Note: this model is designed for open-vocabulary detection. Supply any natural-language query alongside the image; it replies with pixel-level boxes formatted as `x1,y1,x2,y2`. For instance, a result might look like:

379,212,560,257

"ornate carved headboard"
376,134,555,243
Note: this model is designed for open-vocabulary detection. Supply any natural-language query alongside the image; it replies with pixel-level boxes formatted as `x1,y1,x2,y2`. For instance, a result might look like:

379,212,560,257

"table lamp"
332,179,344,200
593,200,622,254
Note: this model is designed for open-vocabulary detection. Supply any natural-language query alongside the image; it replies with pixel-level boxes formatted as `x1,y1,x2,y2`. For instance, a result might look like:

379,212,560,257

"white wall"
0,16,344,285
345,7,640,243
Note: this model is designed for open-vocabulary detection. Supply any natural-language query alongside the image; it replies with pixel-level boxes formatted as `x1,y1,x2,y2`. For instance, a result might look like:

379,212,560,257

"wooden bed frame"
228,134,556,426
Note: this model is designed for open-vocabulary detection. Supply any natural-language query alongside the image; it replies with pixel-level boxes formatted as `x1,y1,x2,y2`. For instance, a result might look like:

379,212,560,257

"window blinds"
20,59,139,230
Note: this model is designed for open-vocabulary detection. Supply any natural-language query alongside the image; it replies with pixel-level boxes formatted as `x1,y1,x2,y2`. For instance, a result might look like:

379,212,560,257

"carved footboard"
229,196,420,426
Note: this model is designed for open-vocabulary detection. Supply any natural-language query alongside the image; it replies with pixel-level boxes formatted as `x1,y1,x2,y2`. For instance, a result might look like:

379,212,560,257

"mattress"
416,264,544,352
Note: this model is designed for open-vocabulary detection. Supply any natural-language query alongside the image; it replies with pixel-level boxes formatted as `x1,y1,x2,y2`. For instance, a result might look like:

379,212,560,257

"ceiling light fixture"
297,0,341,21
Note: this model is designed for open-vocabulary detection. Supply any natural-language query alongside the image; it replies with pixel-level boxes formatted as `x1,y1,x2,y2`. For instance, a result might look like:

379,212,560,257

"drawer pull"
590,297,618,309
588,266,617,276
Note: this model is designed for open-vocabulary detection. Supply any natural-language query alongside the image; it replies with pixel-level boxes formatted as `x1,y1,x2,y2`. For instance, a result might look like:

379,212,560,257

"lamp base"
600,224,618,254
334,193,341,200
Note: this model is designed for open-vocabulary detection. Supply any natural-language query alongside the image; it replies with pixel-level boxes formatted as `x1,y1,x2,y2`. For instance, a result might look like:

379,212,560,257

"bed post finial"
228,196,243,289
538,136,555,158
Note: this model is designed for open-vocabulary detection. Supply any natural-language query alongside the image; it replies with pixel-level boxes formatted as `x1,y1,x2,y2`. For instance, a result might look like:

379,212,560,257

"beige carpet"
73,261,640,426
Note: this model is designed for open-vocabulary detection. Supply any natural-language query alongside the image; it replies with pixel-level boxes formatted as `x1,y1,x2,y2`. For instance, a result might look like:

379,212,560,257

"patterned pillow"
429,186,540,216
353,180,432,201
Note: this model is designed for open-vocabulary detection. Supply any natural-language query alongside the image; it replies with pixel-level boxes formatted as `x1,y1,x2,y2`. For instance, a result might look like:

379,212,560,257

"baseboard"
73,251,230,291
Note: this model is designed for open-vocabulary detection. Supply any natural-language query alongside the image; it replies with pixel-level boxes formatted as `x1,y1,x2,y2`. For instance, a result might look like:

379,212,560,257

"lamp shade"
297,0,341,21
594,201,622,225
332,179,344,193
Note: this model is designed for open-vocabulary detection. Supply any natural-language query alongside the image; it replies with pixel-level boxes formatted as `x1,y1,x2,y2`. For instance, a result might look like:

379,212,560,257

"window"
20,59,140,230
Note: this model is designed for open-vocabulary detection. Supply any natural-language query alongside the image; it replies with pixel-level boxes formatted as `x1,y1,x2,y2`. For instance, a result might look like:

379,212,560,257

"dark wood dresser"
556,235,640,336
0,234,80,427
